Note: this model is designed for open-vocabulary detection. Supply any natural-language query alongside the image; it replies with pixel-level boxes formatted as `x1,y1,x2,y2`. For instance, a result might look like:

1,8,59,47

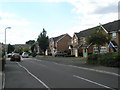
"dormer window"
112,32,116,38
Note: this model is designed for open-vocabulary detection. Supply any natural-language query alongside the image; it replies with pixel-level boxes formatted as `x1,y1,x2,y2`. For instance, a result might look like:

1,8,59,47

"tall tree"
7,44,15,53
26,40,35,45
37,28,49,54
87,27,111,54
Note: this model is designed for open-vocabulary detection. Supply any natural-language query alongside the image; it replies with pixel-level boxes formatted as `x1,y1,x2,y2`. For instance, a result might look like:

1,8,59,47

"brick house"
103,20,120,52
49,34,72,56
70,20,120,57
70,27,97,57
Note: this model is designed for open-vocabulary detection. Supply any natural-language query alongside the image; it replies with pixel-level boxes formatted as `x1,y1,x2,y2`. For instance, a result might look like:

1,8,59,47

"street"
4,57,119,89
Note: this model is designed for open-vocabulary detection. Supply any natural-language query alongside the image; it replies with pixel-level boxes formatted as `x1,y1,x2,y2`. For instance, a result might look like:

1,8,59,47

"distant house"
70,20,120,57
49,34,72,56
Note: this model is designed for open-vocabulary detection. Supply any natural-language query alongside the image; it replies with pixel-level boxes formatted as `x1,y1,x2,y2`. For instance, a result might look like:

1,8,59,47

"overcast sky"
0,0,119,44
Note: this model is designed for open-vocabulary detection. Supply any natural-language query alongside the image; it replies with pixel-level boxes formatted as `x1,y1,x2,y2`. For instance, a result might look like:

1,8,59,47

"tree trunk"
97,45,100,54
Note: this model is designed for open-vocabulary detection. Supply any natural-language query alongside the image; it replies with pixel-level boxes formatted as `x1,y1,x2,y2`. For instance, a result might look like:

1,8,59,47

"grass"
62,58,87,63
36,55,87,63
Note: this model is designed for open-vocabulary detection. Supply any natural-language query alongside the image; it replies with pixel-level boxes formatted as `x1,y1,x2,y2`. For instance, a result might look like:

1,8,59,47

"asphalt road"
4,57,119,89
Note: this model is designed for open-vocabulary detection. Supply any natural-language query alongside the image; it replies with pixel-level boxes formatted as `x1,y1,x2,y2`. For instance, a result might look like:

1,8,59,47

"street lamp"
5,27,11,63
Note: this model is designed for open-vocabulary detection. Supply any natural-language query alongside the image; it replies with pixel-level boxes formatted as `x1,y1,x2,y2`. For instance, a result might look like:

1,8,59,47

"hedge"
87,53,120,67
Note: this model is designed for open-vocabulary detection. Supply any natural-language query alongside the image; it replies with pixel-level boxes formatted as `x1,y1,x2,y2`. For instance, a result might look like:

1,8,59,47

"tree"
31,44,36,53
37,28,49,54
7,44,15,53
14,48,23,55
87,27,111,54
26,40,35,45
23,48,30,52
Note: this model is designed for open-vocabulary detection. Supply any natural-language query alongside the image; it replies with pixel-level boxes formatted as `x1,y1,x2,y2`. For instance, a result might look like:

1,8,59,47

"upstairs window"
112,32,116,38
74,39,77,43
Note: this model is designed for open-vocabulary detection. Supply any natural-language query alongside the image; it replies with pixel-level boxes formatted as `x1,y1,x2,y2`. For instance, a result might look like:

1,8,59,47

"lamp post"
5,27,11,63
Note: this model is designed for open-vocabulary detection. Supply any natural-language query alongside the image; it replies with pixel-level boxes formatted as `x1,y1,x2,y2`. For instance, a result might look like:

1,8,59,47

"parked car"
7,53,12,58
22,52,29,58
54,51,67,57
10,53,21,61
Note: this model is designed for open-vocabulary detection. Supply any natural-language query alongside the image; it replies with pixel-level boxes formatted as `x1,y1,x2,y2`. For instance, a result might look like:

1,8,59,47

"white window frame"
112,32,116,38
93,46,107,54
100,46,107,54
93,47,98,54
74,39,77,43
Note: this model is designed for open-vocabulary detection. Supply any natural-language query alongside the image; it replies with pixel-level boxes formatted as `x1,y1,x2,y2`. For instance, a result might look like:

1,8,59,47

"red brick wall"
57,35,71,52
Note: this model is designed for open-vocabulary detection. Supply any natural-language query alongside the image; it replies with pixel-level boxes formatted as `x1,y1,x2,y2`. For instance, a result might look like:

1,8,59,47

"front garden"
87,52,120,67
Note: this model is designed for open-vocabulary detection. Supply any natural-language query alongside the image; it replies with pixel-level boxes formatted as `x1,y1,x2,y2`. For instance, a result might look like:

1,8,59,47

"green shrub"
87,54,99,65
32,52,37,57
87,53,120,67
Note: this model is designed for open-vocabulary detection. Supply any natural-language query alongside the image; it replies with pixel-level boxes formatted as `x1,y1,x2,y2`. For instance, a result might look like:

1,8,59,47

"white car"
22,52,29,58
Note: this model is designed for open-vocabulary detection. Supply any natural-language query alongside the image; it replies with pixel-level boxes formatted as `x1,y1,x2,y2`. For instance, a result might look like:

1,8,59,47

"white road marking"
33,59,42,61
73,75,115,90
69,65,120,77
17,62,50,90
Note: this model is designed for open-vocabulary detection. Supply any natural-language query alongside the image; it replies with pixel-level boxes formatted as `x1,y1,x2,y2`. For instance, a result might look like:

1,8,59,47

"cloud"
0,19,31,26
93,4,118,14
1,28,40,44
0,0,119,44
0,12,32,26
0,12,17,18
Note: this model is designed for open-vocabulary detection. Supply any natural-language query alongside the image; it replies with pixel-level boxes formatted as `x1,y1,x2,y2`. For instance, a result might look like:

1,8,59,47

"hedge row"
86,53,120,67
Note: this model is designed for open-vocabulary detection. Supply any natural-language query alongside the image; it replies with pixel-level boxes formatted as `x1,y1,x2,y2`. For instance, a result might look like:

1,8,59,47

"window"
93,47,98,54
100,47,107,54
93,46,107,54
74,39,77,43
112,32,116,38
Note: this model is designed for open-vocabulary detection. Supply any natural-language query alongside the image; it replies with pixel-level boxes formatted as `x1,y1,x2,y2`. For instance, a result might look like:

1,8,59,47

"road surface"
4,57,119,89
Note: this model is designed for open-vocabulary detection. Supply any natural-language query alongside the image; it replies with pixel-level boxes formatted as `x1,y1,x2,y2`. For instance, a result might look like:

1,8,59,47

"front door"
83,49,87,57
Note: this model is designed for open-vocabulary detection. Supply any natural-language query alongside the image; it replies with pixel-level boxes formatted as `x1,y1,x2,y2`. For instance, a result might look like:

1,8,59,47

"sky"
0,0,119,44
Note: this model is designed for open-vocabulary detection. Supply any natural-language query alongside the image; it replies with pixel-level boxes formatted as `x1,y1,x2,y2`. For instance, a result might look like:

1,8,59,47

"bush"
31,52,37,57
87,54,99,65
87,53,120,67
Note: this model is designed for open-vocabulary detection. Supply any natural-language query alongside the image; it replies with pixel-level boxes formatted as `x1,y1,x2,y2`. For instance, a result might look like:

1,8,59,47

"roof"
73,42,83,48
51,34,71,42
103,20,120,32
75,20,120,38
111,40,118,46
53,34,66,42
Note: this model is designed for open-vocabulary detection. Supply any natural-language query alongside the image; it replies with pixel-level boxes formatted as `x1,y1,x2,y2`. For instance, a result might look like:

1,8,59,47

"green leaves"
26,40,35,45
37,28,49,54
87,27,111,54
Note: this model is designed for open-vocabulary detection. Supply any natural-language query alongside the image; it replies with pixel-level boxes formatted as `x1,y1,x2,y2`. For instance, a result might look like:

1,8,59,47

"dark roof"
103,20,120,32
75,20,120,38
75,26,98,39
52,34,68,42
73,42,83,48
79,27,98,37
